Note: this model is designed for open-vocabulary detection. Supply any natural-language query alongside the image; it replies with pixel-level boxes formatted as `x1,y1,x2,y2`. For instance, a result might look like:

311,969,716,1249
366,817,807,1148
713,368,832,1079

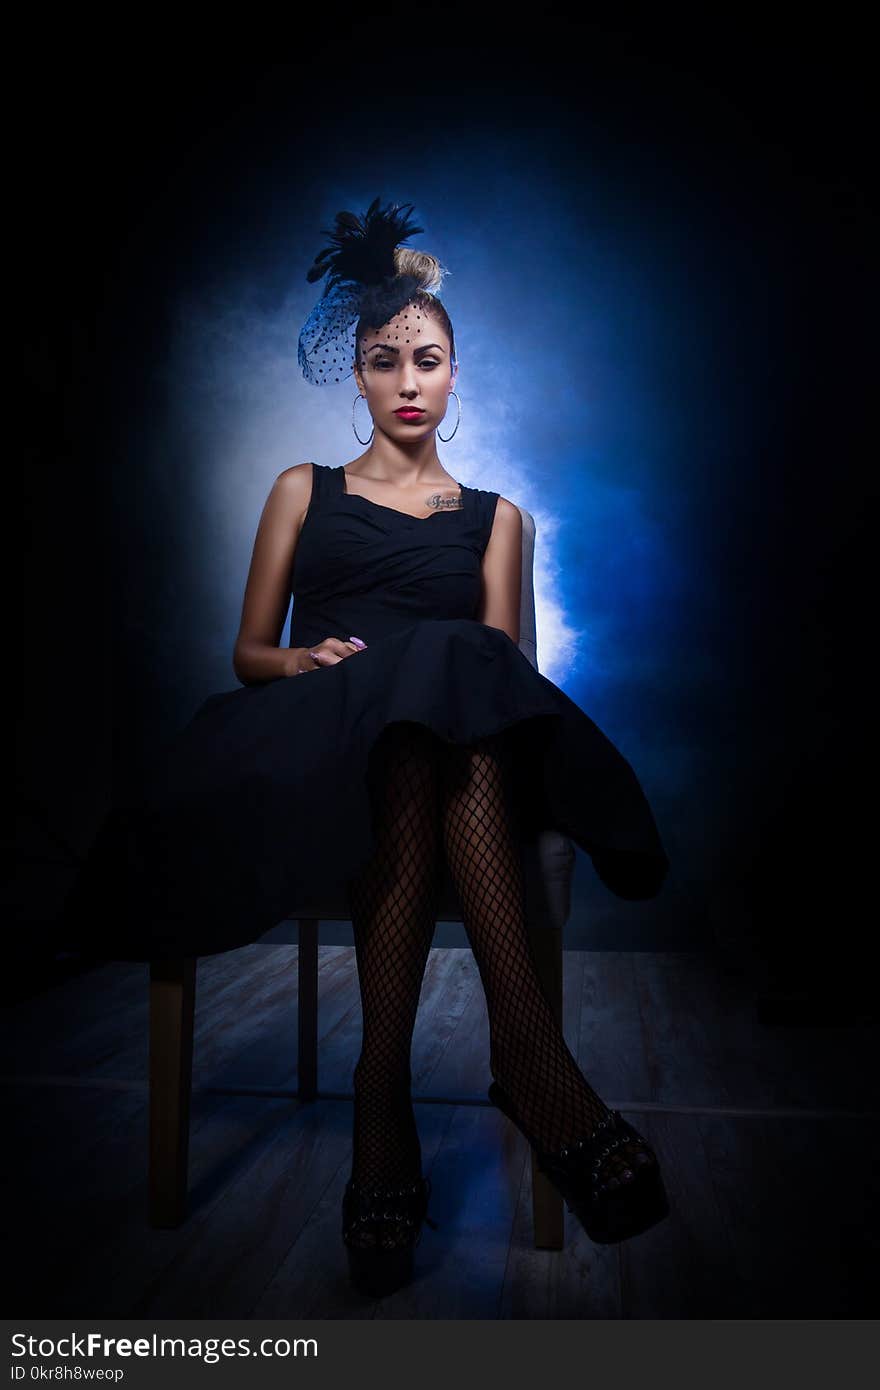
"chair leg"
297,918,319,1101
149,957,196,1228
526,924,566,1249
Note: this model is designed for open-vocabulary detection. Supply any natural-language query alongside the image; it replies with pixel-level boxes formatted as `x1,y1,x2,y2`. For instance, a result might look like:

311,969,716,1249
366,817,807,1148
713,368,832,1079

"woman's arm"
476,497,523,646
233,464,312,685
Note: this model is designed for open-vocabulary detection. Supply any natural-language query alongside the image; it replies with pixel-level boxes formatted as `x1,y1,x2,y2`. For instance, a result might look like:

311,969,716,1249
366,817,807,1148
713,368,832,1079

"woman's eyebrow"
366,343,445,355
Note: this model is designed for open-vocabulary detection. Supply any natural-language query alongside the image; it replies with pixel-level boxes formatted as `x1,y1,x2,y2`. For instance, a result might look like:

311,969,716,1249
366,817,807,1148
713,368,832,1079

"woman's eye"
375,359,439,370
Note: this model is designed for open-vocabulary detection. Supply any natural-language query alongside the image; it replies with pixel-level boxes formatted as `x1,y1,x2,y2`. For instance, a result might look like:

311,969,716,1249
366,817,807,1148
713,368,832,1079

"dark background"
11,13,875,1008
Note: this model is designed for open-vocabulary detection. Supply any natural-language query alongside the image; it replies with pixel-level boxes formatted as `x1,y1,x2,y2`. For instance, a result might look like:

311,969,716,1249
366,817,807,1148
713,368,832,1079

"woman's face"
353,302,457,439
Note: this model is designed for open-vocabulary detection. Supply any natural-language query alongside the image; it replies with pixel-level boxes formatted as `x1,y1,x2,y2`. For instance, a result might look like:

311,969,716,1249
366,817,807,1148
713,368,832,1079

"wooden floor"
3,945,878,1318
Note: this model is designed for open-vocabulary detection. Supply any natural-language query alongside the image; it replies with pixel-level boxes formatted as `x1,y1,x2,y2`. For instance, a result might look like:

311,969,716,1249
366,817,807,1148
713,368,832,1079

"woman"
64,198,671,1298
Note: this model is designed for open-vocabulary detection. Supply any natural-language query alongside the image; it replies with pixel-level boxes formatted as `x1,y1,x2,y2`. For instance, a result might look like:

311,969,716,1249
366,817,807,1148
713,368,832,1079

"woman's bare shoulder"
494,495,522,519
277,460,315,492
274,462,316,519
486,495,523,532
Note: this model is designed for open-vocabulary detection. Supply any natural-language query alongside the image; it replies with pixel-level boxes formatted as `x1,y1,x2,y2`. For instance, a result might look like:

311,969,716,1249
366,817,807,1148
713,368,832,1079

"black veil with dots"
298,273,429,386
297,197,442,386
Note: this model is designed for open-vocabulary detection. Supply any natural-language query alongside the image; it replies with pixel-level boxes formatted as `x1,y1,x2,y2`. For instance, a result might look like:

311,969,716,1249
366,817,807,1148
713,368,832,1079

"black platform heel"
342,1173,439,1297
488,1079,670,1244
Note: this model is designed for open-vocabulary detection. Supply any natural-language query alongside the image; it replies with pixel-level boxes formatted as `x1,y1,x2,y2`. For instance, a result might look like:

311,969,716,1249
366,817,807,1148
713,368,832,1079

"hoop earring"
352,393,374,445
437,390,462,442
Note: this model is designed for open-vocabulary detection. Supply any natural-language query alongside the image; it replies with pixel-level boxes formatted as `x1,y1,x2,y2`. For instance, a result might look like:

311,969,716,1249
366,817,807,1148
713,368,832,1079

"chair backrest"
515,505,539,672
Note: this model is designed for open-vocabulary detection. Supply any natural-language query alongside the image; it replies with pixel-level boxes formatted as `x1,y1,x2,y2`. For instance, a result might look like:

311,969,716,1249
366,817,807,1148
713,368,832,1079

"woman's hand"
290,635,368,674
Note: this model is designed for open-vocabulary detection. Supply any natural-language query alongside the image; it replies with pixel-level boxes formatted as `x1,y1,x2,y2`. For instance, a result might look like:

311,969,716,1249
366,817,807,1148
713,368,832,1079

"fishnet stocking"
346,721,443,1200
440,732,648,1187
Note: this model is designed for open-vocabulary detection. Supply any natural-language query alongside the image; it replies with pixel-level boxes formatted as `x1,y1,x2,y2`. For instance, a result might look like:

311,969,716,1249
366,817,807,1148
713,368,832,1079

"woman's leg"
440,732,638,1185
346,721,444,1191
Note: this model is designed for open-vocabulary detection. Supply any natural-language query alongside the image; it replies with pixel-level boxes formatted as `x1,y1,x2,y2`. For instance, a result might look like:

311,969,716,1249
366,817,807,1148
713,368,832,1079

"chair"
149,504,577,1249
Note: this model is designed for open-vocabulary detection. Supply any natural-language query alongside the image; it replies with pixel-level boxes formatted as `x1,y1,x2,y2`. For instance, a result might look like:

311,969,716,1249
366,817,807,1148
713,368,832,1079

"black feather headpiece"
305,196,424,291
298,197,435,386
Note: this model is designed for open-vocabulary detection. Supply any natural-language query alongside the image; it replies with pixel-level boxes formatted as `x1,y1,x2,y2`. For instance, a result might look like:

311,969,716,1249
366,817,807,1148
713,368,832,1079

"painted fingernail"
348,636,367,649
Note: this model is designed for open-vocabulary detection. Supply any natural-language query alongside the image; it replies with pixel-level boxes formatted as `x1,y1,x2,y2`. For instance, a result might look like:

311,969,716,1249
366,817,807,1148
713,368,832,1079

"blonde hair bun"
393,247,449,295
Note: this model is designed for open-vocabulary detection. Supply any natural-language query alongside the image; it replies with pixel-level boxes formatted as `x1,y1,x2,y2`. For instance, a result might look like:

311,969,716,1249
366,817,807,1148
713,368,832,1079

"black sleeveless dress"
62,463,670,961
